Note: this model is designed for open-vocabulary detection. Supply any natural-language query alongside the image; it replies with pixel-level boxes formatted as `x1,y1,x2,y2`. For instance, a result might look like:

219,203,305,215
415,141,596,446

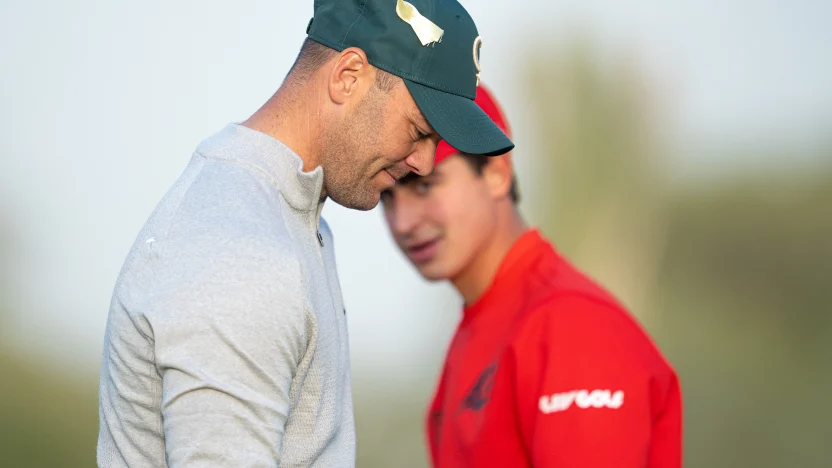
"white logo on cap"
396,0,444,47
472,36,482,86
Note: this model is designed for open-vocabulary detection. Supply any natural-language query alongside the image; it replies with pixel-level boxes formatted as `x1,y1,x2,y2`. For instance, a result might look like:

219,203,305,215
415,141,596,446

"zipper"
312,223,348,349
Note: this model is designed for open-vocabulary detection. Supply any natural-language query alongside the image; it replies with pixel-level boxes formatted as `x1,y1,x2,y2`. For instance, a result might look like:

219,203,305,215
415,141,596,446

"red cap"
433,84,513,166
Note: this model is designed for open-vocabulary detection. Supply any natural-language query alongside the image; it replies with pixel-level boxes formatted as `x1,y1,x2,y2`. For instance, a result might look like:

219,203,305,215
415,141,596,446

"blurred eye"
414,180,433,195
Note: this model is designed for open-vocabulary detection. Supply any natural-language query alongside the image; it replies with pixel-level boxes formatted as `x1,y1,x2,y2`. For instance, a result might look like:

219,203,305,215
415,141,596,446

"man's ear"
328,47,372,105
482,153,514,201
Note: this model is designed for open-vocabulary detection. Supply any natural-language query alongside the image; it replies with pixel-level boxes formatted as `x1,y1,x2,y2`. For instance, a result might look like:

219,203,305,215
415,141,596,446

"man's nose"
404,139,438,176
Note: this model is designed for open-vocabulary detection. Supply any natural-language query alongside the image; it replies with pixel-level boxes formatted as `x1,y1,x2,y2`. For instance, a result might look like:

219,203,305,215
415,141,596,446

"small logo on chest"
462,364,497,411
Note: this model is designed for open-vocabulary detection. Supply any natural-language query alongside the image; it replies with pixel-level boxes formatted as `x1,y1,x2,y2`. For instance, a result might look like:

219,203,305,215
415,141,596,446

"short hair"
289,38,399,93
373,67,399,93
459,153,521,204
289,38,338,81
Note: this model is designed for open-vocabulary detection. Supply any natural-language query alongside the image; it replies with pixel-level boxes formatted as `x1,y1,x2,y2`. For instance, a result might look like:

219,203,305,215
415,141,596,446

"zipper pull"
317,230,324,247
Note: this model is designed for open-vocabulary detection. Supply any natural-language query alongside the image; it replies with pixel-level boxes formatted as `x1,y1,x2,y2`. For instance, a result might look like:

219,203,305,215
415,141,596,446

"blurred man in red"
380,84,682,467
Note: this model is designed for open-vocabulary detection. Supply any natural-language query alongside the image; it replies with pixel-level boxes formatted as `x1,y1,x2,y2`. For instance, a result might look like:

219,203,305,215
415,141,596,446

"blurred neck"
452,204,527,307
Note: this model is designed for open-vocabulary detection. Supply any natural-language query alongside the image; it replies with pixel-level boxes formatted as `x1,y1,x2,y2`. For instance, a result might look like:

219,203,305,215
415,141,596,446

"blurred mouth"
405,237,441,264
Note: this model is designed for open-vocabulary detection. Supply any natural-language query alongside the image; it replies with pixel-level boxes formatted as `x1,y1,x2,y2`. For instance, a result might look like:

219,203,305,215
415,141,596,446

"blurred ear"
327,47,373,105
482,153,514,201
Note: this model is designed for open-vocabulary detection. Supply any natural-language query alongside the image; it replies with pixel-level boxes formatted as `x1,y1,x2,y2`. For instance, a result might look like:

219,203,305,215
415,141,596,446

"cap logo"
395,0,444,47
472,36,482,86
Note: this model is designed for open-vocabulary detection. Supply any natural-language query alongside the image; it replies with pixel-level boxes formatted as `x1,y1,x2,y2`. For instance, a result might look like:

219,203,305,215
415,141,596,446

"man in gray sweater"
97,0,513,467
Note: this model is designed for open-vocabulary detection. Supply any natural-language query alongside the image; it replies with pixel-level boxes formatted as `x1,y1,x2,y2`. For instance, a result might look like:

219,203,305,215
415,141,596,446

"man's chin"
330,191,380,211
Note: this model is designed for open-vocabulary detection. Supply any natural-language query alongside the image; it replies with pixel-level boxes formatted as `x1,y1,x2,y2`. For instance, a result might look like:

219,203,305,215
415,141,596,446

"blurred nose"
404,138,438,176
385,191,424,237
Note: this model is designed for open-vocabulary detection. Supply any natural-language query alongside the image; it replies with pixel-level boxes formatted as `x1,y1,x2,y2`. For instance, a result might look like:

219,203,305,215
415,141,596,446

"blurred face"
381,155,499,281
321,74,440,211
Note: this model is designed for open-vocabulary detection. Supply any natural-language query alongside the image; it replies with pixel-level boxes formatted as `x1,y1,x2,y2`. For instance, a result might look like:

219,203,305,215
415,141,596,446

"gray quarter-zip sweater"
97,124,355,467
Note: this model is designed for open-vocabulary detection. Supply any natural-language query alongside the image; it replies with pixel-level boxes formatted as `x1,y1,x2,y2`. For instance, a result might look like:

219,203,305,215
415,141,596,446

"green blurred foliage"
0,207,98,466
654,169,832,468
525,38,667,319
354,382,434,468
0,353,98,467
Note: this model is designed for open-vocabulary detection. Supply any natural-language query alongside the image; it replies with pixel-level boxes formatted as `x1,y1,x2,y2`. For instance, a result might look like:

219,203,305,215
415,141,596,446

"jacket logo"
539,389,624,414
462,364,496,411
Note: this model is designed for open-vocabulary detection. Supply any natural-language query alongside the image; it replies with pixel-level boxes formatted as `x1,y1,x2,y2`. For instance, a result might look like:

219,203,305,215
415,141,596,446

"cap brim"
404,80,514,157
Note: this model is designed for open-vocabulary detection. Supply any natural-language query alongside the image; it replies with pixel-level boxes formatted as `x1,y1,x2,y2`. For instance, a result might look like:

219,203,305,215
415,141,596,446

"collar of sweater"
197,123,325,218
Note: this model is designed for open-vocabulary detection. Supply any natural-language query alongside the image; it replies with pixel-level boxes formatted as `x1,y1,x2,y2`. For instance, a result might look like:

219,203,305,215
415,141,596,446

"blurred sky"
0,0,830,375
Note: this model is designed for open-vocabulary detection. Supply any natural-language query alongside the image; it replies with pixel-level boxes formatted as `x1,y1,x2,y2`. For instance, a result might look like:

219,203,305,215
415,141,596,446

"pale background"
1,1,830,466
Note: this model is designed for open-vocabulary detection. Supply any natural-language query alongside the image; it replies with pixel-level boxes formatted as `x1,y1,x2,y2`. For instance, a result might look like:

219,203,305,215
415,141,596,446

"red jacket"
427,229,682,467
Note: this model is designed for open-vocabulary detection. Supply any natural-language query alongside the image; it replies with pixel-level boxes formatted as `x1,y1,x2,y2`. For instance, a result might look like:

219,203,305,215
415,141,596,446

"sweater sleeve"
152,239,309,467
513,295,682,468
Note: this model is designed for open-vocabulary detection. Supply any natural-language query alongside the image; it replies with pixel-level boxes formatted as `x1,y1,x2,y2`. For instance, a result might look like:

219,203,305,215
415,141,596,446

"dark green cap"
307,0,514,157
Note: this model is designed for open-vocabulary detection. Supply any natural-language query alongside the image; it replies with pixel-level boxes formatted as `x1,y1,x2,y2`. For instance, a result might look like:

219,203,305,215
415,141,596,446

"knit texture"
98,124,355,467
